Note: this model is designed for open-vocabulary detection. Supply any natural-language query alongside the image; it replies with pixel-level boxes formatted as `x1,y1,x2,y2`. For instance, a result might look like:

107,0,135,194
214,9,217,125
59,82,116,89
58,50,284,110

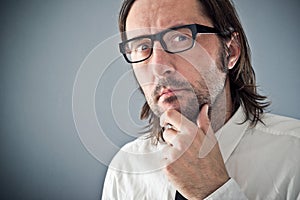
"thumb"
196,104,210,134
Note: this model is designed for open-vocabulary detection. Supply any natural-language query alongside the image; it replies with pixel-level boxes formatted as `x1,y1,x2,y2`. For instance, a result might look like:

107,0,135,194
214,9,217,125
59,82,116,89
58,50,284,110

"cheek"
133,65,154,89
190,35,221,67
177,37,225,83
174,55,214,89
133,69,154,100
179,51,218,81
141,85,153,100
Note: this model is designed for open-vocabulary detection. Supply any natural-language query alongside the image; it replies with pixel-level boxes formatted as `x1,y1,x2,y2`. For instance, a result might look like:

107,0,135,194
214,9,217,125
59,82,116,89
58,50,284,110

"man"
102,0,300,199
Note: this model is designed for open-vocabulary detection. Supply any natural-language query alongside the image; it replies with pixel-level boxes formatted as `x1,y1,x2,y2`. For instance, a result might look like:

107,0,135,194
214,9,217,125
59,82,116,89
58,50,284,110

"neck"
210,78,233,132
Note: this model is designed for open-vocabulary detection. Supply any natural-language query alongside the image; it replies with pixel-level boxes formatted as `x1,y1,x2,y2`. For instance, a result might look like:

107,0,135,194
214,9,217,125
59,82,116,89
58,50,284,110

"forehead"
126,0,212,37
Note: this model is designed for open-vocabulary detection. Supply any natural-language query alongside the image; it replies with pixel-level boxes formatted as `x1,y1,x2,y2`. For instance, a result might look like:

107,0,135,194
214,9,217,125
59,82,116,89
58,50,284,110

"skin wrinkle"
126,0,208,32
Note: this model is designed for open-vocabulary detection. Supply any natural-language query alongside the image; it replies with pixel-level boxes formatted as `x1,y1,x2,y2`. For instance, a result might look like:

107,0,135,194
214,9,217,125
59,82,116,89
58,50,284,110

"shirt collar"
215,106,250,163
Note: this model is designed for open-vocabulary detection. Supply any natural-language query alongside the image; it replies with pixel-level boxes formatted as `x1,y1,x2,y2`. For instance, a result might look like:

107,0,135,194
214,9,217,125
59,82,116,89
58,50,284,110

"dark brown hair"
118,0,270,144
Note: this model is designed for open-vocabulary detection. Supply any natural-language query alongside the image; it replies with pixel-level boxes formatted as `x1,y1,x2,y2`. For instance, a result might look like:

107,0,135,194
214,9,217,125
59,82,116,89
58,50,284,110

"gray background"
1,0,299,199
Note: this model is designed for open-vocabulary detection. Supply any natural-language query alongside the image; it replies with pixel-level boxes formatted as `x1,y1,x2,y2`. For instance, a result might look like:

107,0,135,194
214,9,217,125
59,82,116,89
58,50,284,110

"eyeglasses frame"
119,23,224,63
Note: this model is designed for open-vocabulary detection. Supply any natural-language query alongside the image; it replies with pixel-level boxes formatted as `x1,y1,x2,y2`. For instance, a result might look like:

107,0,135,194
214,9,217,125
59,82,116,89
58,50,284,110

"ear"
226,32,241,70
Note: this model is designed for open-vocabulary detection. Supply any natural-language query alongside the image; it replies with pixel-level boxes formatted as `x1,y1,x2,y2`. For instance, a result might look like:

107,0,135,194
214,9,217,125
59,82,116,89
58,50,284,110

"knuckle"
165,164,173,172
163,165,173,176
165,109,175,118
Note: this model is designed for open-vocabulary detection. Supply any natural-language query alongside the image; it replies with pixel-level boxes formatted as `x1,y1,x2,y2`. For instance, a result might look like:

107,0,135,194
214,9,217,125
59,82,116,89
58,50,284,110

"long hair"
118,0,270,144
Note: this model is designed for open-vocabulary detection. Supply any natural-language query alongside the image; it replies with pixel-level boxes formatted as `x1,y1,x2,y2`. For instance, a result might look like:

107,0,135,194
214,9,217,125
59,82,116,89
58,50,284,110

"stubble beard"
145,51,227,124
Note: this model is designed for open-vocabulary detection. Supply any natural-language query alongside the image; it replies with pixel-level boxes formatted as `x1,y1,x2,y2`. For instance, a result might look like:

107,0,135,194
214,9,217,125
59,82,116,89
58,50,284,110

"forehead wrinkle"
126,0,212,33
125,0,217,44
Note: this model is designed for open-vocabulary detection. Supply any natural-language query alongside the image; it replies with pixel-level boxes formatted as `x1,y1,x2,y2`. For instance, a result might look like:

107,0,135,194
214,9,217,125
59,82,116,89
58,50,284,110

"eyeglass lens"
124,27,194,63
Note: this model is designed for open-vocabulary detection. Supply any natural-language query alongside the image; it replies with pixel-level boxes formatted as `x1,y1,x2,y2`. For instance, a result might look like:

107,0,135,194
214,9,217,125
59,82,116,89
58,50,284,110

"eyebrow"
125,22,194,41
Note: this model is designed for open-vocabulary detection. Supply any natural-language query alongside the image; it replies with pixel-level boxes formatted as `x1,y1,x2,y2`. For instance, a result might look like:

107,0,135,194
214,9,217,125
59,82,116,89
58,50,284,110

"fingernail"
205,104,209,116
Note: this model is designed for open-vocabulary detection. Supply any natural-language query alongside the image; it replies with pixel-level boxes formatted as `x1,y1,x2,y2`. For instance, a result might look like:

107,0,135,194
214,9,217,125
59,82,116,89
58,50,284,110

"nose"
148,41,175,78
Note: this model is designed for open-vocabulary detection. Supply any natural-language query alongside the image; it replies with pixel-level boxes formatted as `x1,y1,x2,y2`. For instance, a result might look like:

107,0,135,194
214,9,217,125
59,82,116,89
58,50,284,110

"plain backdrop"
1,0,299,199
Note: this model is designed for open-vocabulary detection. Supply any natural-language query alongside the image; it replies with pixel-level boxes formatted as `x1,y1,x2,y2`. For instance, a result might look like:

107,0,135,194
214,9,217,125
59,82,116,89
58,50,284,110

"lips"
157,88,185,102
160,89,174,96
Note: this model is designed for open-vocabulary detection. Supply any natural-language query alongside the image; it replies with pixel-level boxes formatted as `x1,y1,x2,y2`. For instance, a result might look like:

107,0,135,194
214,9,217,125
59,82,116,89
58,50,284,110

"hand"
160,105,230,200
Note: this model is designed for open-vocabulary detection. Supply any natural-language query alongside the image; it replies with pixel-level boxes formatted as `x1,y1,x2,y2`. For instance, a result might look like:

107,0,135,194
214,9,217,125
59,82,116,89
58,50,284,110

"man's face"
126,0,228,122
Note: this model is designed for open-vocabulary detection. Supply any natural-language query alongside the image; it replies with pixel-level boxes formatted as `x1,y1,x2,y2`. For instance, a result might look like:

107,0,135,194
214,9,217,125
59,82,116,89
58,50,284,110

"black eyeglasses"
119,24,222,63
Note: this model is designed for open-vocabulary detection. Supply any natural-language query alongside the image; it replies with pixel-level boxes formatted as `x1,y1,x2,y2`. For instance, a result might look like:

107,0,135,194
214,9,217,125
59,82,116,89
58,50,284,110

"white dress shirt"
102,108,300,199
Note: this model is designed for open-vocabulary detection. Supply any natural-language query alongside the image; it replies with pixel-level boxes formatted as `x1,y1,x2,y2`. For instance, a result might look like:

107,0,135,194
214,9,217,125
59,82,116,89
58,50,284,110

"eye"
136,43,150,52
129,38,152,53
174,34,189,42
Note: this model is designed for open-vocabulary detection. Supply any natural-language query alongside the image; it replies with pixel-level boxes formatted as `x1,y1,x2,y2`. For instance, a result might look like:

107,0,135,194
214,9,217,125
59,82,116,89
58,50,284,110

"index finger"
160,109,196,134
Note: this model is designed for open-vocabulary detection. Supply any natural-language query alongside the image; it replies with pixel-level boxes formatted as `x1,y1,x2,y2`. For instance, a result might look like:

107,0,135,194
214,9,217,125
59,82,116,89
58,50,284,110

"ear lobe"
226,32,241,70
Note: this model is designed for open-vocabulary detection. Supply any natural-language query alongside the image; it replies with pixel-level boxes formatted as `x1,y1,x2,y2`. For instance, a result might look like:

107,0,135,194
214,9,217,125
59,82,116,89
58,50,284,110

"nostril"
164,69,172,75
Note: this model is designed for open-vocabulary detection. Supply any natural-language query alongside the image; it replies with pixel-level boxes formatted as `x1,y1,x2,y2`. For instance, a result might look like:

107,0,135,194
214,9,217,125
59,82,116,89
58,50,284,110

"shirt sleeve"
204,178,248,200
101,168,119,200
